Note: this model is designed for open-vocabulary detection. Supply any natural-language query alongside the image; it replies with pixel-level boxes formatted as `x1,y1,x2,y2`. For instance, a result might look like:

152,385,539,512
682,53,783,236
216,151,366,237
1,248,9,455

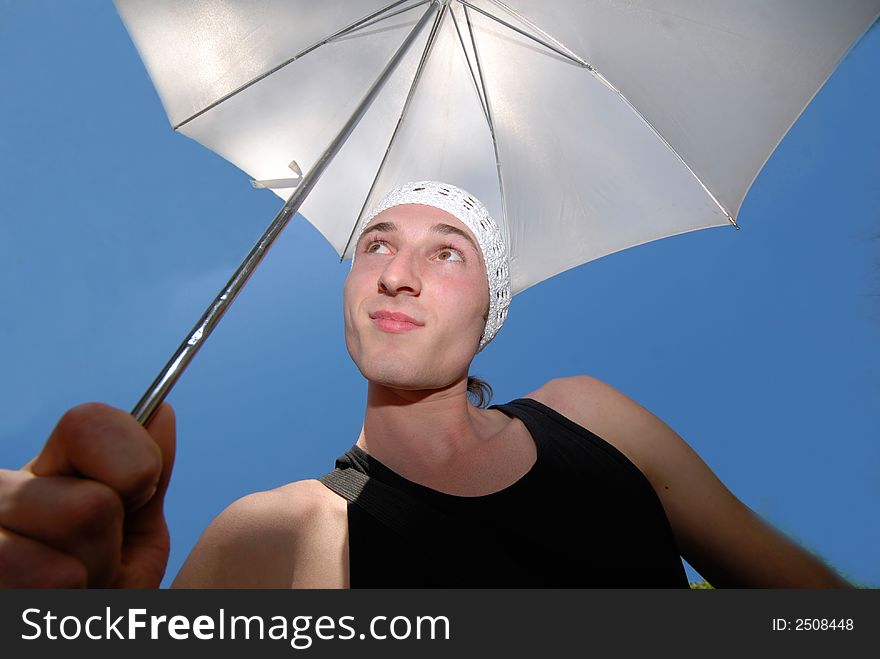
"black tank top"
332,398,689,588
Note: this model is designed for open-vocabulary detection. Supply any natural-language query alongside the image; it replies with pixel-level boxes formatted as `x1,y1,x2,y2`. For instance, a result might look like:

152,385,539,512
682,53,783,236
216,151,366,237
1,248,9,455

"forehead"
363,203,479,244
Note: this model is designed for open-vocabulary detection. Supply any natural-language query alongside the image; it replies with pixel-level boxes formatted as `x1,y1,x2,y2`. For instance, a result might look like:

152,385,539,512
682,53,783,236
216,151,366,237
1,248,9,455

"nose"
377,249,421,296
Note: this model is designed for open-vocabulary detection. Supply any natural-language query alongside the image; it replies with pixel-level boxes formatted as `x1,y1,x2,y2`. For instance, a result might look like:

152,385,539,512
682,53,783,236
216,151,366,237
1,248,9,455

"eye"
364,239,391,255
435,246,464,263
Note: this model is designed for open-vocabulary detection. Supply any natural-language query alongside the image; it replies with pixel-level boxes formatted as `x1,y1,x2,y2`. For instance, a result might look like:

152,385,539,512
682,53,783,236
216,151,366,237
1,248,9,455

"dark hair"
467,375,493,408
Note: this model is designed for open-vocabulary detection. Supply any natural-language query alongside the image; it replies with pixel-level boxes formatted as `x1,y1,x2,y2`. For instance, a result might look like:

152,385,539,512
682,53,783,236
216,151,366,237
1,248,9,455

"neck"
356,377,504,483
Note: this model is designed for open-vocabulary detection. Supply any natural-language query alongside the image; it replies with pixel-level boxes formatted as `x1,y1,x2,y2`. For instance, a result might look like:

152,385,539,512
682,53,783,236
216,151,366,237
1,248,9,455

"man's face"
343,204,489,391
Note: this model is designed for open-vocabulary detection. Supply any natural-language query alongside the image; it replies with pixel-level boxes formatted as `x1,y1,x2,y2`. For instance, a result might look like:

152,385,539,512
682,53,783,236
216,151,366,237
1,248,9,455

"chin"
351,349,464,392
358,359,436,390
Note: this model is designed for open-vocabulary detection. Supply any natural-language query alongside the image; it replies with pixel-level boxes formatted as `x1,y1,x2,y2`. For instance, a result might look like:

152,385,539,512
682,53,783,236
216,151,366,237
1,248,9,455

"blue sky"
1,3,877,588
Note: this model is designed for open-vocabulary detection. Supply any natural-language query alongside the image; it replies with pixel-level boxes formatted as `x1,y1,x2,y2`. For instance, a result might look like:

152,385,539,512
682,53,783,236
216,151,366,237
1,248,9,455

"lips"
369,310,424,333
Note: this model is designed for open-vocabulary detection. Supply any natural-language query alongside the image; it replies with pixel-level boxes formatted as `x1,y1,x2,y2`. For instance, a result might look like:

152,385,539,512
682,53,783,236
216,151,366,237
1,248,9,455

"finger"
143,402,176,507
0,469,123,587
120,403,176,538
28,403,163,510
0,527,87,588
114,403,176,589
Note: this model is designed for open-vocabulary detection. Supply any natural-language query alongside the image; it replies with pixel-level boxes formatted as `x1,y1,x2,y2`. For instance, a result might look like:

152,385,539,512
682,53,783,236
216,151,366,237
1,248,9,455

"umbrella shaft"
131,1,441,426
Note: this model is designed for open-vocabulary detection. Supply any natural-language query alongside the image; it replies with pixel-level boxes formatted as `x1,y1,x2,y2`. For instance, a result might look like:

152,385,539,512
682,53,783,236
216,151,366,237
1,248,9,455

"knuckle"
38,556,88,589
0,469,32,517
0,533,87,589
56,402,117,439
63,482,124,538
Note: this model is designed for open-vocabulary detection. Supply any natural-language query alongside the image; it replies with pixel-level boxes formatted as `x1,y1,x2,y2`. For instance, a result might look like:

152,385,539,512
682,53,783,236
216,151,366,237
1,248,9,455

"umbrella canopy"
115,0,880,293
112,0,880,422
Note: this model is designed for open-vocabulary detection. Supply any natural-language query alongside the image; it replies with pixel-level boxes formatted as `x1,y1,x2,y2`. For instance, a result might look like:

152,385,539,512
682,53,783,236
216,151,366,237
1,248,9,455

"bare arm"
538,376,851,588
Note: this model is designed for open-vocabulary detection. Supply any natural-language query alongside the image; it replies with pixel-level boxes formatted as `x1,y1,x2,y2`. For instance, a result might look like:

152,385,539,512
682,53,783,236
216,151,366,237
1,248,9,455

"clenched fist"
0,402,176,588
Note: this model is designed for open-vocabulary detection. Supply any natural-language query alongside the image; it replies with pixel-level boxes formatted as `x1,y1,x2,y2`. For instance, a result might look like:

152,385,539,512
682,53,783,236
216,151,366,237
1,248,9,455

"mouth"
369,310,424,333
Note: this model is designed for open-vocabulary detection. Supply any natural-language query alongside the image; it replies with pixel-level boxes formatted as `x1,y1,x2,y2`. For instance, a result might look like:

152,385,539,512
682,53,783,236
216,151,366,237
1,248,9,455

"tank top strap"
489,398,553,449
490,397,655,488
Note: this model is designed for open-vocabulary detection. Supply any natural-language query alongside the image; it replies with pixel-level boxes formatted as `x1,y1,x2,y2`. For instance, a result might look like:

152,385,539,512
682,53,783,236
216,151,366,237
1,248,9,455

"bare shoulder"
527,374,632,409
526,375,663,479
202,479,341,539
526,375,731,503
527,375,617,413
172,479,347,588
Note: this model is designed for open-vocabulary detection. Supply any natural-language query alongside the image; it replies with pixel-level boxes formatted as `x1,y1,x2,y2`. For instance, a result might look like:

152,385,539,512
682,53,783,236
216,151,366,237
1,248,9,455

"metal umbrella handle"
132,1,440,426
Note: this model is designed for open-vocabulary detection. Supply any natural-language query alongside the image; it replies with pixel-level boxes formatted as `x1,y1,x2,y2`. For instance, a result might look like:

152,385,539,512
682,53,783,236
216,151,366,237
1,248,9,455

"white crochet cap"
353,181,510,351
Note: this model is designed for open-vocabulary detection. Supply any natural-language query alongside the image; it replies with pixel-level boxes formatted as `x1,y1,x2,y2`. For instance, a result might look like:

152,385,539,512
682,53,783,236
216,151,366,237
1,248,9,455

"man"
0,182,850,588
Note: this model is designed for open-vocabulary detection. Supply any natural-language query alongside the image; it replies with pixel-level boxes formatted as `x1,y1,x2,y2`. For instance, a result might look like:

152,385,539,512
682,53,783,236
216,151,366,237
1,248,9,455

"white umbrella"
113,0,880,423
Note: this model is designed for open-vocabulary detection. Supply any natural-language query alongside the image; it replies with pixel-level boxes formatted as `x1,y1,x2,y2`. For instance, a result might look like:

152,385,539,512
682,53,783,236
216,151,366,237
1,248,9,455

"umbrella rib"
473,0,738,226
457,0,588,69
172,0,430,130
486,0,589,67
462,3,511,245
450,5,490,125
347,1,433,35
339,3,450,261
463,6,495,142
584,64,737,226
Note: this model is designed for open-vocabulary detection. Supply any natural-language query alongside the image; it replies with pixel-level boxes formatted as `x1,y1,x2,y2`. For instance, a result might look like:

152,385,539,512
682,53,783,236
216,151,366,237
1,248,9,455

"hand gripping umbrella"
114,0,880,425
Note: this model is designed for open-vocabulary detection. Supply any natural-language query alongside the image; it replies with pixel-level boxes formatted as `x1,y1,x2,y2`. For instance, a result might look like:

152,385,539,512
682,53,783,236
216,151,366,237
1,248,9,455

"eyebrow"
358,221,478,253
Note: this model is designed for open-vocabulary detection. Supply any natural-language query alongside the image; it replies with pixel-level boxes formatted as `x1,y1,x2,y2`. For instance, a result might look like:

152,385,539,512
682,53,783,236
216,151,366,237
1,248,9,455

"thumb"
113,403,177,588
141,403,177,509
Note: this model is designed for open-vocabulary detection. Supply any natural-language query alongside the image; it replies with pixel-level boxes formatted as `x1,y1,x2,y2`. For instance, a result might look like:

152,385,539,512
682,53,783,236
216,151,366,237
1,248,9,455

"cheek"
343,264,375,306
436,274,489,330
342,273,365,335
